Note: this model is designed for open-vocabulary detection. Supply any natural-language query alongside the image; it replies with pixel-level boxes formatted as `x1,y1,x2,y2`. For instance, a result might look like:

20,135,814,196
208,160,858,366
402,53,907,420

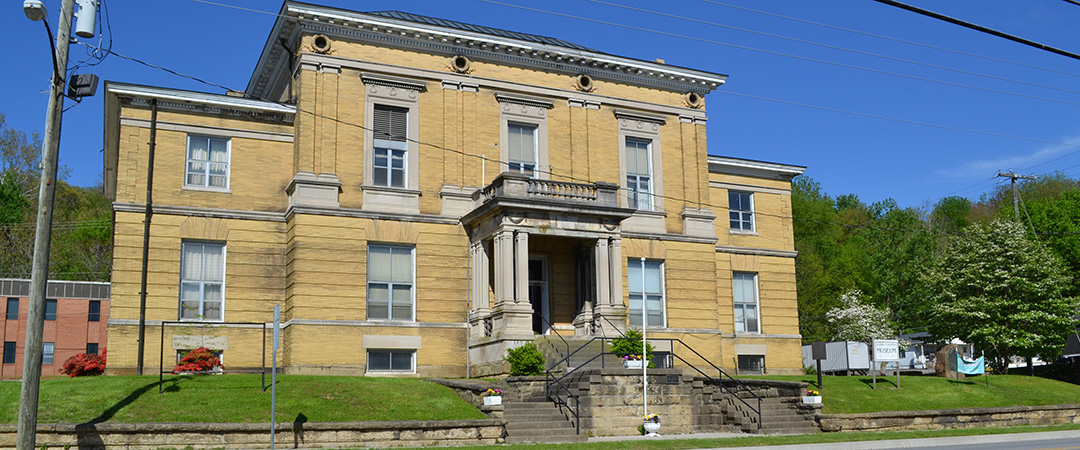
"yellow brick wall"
710,173,796,251
113,105,294,212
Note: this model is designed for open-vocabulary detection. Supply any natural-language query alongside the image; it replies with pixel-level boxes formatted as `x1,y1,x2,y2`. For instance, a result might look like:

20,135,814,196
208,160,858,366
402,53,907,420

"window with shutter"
372,105,409,188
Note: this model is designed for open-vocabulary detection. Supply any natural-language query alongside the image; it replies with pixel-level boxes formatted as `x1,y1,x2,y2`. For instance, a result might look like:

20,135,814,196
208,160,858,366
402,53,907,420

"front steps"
503,395,587,444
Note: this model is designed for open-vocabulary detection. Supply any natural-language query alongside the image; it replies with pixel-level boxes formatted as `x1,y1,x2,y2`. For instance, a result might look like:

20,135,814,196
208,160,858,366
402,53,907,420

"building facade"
0,279,110,378
103,2,805,377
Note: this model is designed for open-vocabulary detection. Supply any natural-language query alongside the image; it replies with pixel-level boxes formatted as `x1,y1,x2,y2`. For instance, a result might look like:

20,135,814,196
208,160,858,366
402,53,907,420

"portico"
463,173,635,374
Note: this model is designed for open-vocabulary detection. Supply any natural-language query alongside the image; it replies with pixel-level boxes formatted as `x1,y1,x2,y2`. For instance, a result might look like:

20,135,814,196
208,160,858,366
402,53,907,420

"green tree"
925,219,1077,370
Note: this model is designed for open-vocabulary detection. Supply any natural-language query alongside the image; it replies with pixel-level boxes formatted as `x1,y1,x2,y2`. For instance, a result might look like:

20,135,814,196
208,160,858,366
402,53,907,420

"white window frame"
733,271,760,334
366,243,416,322
624,137,654,211
628,258,666,328
179,241,226,322
616,110,665,212
729,191,755,233
363,75,422,191
506,122,539,177
371,104,410,188
43,342,54,365
497,93,551,180
184,134,231,191
366,349,416,373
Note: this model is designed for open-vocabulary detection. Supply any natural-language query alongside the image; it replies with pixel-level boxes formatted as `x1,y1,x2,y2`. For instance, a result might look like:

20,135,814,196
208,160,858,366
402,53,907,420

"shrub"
60,351,106,377
505,342,545,376
610,328,654,366
173,347,224,374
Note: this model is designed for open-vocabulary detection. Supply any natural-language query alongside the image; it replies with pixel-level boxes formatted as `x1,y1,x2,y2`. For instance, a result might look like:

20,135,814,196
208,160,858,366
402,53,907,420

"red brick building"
0,279,110,378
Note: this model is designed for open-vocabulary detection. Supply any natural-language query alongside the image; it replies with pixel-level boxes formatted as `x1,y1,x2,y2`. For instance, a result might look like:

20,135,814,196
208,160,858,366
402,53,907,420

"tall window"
372,105,408,188
186,135,230,189
625,138,653,210
5,298,16,320
367,244,414,321
729,191,754,231
367,349,415,373
88,300,101,322
180,242,225,321
86,343,99,355
45,299,57,321
733,272,759,333
2,342,14,364
507,123,538,177
43,342,54,365
628,259,665,327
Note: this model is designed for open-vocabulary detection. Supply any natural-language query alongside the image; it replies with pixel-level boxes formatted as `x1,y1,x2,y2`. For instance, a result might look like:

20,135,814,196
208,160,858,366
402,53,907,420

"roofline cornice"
248,2,728,99
708,155,806,180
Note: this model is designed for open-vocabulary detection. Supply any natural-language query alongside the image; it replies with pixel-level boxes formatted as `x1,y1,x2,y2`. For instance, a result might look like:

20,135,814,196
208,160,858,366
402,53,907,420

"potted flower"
483,388,503,406
642,413,661,436
623,354,644,369
802,389,822,404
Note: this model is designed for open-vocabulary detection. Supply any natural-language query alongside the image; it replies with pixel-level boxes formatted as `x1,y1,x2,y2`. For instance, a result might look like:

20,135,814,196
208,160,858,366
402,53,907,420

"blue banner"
954,353,985,375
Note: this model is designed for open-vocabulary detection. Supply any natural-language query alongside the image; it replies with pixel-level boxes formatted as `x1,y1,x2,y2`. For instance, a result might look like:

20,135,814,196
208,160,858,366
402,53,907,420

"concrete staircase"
535,336,623,373
721,394,819,434
502,395,587,444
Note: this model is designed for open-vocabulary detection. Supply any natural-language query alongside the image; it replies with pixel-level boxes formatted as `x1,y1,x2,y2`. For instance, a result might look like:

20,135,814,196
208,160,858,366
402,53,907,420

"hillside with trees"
0,114,112,282
792,172,1079,370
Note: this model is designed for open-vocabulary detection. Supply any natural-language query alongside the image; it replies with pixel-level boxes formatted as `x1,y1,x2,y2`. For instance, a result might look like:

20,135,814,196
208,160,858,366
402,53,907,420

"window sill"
729,229,758,236
183,185,232,194
361,185,421,215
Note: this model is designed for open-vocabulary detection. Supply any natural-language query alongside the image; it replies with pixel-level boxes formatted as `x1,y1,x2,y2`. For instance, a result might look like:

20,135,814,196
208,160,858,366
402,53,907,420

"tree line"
793,172,1079,370
0,114,112,282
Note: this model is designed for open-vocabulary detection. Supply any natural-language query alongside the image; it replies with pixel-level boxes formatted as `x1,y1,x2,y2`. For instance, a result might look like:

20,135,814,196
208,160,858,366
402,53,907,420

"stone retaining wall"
0,420,505,450
819,404,1080,432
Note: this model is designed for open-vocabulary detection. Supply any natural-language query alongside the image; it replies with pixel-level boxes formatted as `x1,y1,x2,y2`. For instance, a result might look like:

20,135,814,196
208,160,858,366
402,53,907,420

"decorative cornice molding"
708,156,806,181
113,202,286,222
249,2,727,99
494,92,554,109
361,72,428,92
715,244,798,258
709,181,792,196
621,231,717,245
613,108,667,125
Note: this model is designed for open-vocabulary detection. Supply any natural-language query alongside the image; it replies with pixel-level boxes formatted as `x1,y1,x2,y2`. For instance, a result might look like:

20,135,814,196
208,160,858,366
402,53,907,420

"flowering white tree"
925,219,1077,371
825,289,897,342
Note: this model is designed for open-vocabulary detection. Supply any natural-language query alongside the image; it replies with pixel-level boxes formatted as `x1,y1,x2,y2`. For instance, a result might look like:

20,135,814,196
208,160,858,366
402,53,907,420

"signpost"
872,339,900,389
811,341,826,388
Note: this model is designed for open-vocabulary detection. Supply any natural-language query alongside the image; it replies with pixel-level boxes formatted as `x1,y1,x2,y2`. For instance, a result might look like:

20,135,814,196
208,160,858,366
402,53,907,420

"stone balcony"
463,173,634,229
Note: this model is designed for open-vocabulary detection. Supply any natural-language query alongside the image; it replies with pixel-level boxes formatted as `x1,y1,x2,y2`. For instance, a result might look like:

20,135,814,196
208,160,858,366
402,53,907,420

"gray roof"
366,10,595,52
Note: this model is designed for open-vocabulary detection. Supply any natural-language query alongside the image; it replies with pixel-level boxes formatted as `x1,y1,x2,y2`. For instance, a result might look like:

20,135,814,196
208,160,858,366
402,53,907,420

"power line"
871,0,1080,62
588,0,1080,97
477,0,1080,107
697,0,1080,79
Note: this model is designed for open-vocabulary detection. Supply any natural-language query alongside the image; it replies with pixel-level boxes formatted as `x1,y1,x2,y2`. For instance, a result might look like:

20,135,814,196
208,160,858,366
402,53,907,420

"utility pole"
18,0,76,449
997,171,1035,222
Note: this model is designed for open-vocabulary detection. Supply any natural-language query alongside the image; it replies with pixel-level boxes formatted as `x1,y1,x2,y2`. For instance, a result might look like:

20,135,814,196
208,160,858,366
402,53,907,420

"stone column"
594,236,627,335
608,237,622,307
515,231,529,303
493,230,514,303
468,242,490,339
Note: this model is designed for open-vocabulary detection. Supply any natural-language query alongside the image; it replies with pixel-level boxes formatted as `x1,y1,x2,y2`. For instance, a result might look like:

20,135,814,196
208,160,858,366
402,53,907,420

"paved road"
685,430,1080,450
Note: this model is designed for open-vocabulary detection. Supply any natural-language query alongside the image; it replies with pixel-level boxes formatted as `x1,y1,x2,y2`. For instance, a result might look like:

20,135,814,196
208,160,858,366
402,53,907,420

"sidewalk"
587,429,1080,450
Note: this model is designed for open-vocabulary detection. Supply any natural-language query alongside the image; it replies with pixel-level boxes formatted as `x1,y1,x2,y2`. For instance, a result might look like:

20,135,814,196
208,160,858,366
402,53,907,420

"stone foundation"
0,420,505,450
819,404,1080,432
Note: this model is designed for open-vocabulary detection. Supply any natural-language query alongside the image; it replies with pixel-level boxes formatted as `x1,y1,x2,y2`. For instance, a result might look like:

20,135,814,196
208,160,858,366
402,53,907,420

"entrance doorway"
528,256,549,334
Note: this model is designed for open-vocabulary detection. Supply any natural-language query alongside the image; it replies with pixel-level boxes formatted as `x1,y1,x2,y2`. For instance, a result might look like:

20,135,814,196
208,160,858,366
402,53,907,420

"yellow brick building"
102,2,806,377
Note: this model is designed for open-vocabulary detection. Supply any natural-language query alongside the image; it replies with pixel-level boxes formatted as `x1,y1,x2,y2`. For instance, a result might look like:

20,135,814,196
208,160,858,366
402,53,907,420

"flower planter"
802,395,822,404
643,421,661,436
483,395,502,406
623,360,644,369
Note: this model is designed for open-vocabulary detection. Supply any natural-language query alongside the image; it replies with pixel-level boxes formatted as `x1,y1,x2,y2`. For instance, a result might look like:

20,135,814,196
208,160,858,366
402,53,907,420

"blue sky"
4,0,1080,209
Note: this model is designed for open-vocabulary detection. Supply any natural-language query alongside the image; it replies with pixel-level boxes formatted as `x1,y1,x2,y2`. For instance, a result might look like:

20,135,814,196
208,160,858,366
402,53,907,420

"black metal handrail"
533,311,571,368
543,336,763,432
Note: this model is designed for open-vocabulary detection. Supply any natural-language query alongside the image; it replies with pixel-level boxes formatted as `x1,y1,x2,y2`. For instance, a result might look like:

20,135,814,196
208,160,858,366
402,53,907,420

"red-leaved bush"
173,347,224,374
60,349,107,377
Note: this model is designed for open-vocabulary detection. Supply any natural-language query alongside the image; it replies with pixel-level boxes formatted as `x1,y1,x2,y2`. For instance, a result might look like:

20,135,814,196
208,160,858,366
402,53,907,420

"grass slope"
744,374,1080,414
0,375,487,424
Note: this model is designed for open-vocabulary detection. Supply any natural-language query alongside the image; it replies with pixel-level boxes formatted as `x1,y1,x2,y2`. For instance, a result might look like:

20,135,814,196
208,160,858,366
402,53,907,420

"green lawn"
0,375,487,424
741,373,1080,414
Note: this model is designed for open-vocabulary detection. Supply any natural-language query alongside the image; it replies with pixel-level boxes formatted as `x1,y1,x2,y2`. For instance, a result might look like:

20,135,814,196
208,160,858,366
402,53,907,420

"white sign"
873,339,899,362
